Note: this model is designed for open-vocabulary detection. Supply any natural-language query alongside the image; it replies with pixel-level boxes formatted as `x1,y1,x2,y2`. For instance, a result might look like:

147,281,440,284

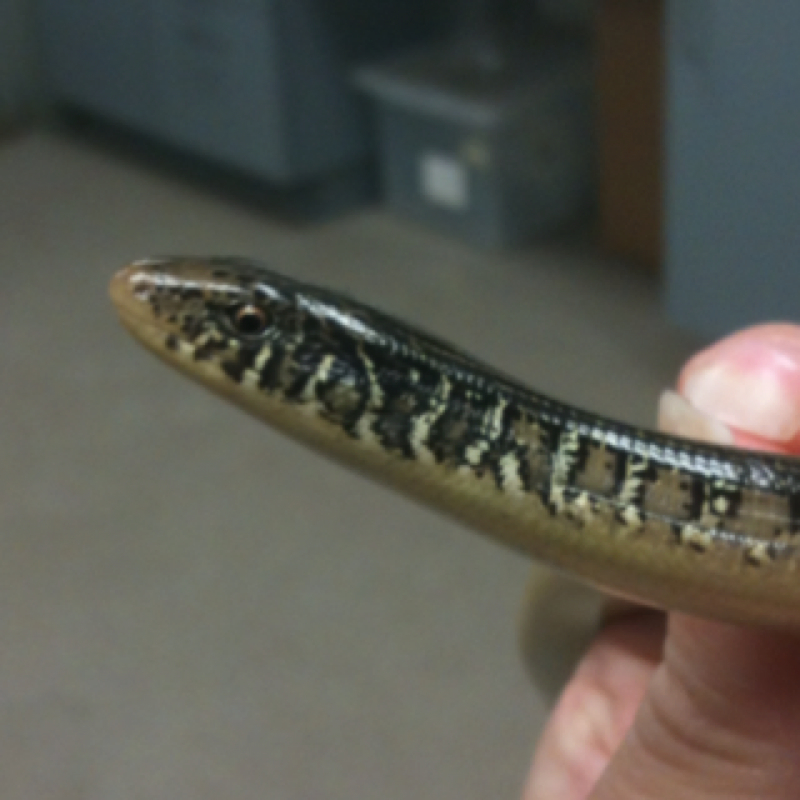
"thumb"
592,324,800,800
591,618,800,799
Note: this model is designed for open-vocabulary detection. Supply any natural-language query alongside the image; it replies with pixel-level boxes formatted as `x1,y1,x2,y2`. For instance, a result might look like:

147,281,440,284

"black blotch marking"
363,351,434,456
669,522,684,545
236,344,260,373
193,345,213,362
371,411,416,457
744,550,763,567
536,416,562,452
282,343,326,402
165,334,179,351
222,359,246,383
516,446,532,492
369,375,419,456
612,451,629,496
181,315,201,337
488,450,506,491
427,384,477,465
686,474,706,521
541,489,560,517
430,416,471,465
788,490,800,533
566,432,593,477
325,369,371,437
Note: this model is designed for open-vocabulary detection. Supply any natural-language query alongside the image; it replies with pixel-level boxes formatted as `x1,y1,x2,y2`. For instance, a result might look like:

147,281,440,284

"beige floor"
0,130,697,799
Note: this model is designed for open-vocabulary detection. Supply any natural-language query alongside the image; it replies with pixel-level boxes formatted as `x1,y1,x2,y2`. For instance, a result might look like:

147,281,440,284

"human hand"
524,324,800,800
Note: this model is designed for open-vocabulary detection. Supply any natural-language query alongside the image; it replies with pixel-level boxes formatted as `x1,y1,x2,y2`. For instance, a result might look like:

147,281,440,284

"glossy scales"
111,257,800,628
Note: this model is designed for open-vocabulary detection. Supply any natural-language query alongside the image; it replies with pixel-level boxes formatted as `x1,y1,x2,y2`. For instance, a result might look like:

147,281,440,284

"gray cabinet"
38,0,448,185
665,0,800,336
39,0,157,129
150,1,292,179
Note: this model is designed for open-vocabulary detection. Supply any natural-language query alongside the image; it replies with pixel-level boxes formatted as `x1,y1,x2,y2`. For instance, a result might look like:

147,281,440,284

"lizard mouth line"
109,263,176,353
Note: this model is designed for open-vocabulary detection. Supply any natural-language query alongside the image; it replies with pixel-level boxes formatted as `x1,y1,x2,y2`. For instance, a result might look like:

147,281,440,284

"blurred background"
1,0,798,797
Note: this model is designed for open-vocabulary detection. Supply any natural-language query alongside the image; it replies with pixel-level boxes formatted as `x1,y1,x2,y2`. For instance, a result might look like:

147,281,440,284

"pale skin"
524,324,800,800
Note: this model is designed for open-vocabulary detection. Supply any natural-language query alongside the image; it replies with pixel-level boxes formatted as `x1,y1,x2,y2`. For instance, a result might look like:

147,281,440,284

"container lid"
353,39,588,128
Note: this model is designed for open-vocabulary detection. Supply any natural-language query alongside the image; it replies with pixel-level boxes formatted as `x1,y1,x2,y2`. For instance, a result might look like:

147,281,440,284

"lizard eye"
231,304,270,337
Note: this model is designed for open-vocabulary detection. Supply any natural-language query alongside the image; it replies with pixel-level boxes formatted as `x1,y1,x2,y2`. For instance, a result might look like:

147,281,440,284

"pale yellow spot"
498,452,524,496
482,397,507,441
177,340,195,359
572,491,594,522
254,344,273,372
465,441,488,466
242,370,260,389
300,354,336,401
409,376,452,462
681,525,712,552
620,504,643,529
358,344,384,409
746,542,771,567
